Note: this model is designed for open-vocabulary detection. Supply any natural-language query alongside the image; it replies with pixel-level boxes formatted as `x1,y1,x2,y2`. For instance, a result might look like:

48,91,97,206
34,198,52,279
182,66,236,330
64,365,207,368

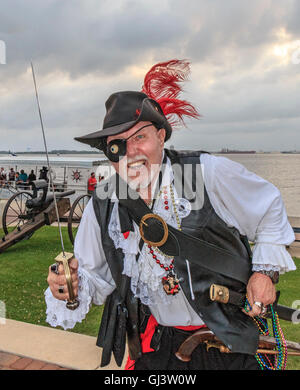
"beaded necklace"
147,184,182,295
244,297,288,370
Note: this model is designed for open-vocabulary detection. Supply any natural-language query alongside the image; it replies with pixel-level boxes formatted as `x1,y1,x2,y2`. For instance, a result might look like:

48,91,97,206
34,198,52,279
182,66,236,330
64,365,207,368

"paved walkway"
0,351,71,370
0,319,126,370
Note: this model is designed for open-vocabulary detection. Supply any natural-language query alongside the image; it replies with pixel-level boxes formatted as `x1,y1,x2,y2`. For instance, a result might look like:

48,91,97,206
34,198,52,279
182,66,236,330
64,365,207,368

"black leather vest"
93,149,259,367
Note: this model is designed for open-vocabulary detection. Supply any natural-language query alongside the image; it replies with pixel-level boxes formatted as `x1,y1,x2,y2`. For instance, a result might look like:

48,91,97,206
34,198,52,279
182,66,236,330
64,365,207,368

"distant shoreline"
0,150,299,155
0,150,102,155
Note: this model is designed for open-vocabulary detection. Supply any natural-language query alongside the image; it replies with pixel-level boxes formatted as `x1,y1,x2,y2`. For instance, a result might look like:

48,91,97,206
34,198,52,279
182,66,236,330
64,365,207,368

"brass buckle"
209,284,230,304
139,213,168,247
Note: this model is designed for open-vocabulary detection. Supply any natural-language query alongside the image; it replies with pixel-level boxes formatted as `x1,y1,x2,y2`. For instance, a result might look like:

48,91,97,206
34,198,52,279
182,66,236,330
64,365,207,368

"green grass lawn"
274,263,300,370
0,225,103,337
0,225,299,369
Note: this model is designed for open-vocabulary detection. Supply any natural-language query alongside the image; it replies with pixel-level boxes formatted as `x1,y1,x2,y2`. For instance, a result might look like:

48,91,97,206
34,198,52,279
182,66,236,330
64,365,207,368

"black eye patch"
104,123,155,162
106,138,127,162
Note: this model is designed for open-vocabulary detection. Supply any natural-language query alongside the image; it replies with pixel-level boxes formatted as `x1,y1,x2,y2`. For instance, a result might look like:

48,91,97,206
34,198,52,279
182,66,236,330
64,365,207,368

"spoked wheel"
68,194,91,245
2,191,34,237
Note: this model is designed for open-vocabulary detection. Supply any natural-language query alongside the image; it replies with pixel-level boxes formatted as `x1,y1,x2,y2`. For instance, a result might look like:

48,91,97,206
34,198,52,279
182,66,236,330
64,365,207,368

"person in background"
16,169,28,189
8,168,16,183
87,172,97,195
39,166,49,182
28,169,37,183
0,167,7,186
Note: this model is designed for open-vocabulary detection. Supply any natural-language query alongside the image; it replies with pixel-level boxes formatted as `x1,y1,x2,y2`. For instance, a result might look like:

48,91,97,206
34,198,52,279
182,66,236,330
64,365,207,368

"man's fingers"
55,279,79,293
245,272,277,318
72,279,79,294
49,282,68,300
47,257,79,302
55,272,78,285
69,258,79,271
245,302,263,317
52,279,78,301
54,291,69,301
57,260,78,275
243,296,267,317
57,263,65,274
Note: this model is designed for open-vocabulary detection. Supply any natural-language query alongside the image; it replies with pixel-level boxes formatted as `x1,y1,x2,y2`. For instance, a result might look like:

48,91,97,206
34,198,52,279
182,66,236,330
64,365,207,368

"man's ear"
158,128,166,146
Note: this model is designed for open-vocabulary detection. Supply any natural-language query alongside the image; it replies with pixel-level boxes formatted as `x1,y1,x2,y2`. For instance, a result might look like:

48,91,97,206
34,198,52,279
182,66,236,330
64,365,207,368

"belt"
210,283,299,322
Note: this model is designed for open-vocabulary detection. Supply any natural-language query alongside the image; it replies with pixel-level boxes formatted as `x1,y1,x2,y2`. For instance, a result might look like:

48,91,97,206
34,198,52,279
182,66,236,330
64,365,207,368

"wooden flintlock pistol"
175,328,300,362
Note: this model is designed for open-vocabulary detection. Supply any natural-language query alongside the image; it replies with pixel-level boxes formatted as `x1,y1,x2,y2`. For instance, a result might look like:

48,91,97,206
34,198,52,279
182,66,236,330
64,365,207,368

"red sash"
125,315,205,370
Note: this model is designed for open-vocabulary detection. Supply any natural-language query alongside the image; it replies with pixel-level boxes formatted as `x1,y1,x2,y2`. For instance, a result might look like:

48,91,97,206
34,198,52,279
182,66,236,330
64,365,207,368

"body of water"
217,153,300,217
1,152,299,217
71,152,300,216
63,152,300,217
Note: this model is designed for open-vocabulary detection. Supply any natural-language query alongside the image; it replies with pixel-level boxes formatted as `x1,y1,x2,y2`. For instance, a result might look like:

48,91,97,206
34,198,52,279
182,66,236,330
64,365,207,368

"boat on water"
0,154,111,200
218,148,256,154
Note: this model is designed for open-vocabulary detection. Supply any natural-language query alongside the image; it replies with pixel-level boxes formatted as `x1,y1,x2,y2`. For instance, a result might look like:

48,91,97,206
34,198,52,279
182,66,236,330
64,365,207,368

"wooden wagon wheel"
68,193,91,245
2,191,34,238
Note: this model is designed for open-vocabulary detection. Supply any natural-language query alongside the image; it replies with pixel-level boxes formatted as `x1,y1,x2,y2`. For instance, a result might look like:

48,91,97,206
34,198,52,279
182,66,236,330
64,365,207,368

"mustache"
126,155,148,165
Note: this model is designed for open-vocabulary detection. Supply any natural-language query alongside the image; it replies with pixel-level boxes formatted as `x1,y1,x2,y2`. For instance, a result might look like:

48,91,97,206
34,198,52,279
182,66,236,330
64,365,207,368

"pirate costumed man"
46,60,296,370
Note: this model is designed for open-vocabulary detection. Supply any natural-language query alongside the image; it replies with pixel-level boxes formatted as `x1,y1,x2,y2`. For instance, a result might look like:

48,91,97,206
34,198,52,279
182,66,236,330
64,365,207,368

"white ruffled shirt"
45,153,296,329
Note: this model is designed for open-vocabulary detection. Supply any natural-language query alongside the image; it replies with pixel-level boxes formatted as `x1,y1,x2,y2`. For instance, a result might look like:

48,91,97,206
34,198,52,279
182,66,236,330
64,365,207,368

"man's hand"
243,272,276,317
47,258,79,301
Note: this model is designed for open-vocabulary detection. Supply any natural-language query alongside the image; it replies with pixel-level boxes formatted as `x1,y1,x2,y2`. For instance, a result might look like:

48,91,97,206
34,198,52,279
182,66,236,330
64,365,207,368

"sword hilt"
55,252,80,310
209,284,245,306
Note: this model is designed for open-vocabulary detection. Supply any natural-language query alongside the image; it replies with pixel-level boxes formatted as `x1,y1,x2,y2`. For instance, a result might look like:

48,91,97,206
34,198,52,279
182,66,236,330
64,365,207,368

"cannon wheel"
68,194,91,245
2,191,34,237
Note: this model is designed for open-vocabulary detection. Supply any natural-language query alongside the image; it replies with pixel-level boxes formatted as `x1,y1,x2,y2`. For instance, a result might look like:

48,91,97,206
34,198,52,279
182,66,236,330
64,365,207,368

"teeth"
128,160,145,168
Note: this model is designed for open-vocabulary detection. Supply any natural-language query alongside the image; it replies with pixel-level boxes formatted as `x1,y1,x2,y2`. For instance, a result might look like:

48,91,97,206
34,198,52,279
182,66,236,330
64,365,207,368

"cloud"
0,0,189,79
0,0,300,152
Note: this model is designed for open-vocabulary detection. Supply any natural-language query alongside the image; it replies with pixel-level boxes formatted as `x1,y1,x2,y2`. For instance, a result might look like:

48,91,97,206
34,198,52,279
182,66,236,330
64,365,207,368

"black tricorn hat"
74,91,172,150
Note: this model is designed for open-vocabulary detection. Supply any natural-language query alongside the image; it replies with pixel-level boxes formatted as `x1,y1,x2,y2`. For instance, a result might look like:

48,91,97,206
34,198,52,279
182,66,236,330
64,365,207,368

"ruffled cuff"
252,243,297,274
45,268,94,330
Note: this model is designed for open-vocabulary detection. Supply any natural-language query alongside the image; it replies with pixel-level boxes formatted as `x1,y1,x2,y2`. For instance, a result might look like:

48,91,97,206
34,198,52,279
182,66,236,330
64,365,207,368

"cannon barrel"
26,190,76,209
31,179,48,203
31,179,48,191
54,190,76,198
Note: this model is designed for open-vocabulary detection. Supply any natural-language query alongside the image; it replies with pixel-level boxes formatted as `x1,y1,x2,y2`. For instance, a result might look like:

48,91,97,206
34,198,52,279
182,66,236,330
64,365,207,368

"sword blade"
31,62,79,310
30,62,65,256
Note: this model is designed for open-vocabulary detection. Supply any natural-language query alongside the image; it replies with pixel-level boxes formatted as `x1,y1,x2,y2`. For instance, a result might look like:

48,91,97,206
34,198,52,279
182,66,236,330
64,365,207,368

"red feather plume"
141,59,200,127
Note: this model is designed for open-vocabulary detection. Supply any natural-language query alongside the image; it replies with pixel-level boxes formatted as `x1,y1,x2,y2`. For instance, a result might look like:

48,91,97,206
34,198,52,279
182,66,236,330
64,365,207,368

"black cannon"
0,180,75,253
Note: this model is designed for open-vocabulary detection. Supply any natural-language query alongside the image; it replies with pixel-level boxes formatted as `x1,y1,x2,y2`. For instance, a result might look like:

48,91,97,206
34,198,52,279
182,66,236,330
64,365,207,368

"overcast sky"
0,0,300,152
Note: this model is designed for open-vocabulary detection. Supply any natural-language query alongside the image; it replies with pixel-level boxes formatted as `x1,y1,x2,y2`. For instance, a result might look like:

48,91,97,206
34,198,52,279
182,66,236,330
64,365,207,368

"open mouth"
127,159,147,170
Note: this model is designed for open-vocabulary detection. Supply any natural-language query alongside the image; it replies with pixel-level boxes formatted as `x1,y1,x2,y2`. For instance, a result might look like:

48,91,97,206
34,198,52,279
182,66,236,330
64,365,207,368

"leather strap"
115,175,251,285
